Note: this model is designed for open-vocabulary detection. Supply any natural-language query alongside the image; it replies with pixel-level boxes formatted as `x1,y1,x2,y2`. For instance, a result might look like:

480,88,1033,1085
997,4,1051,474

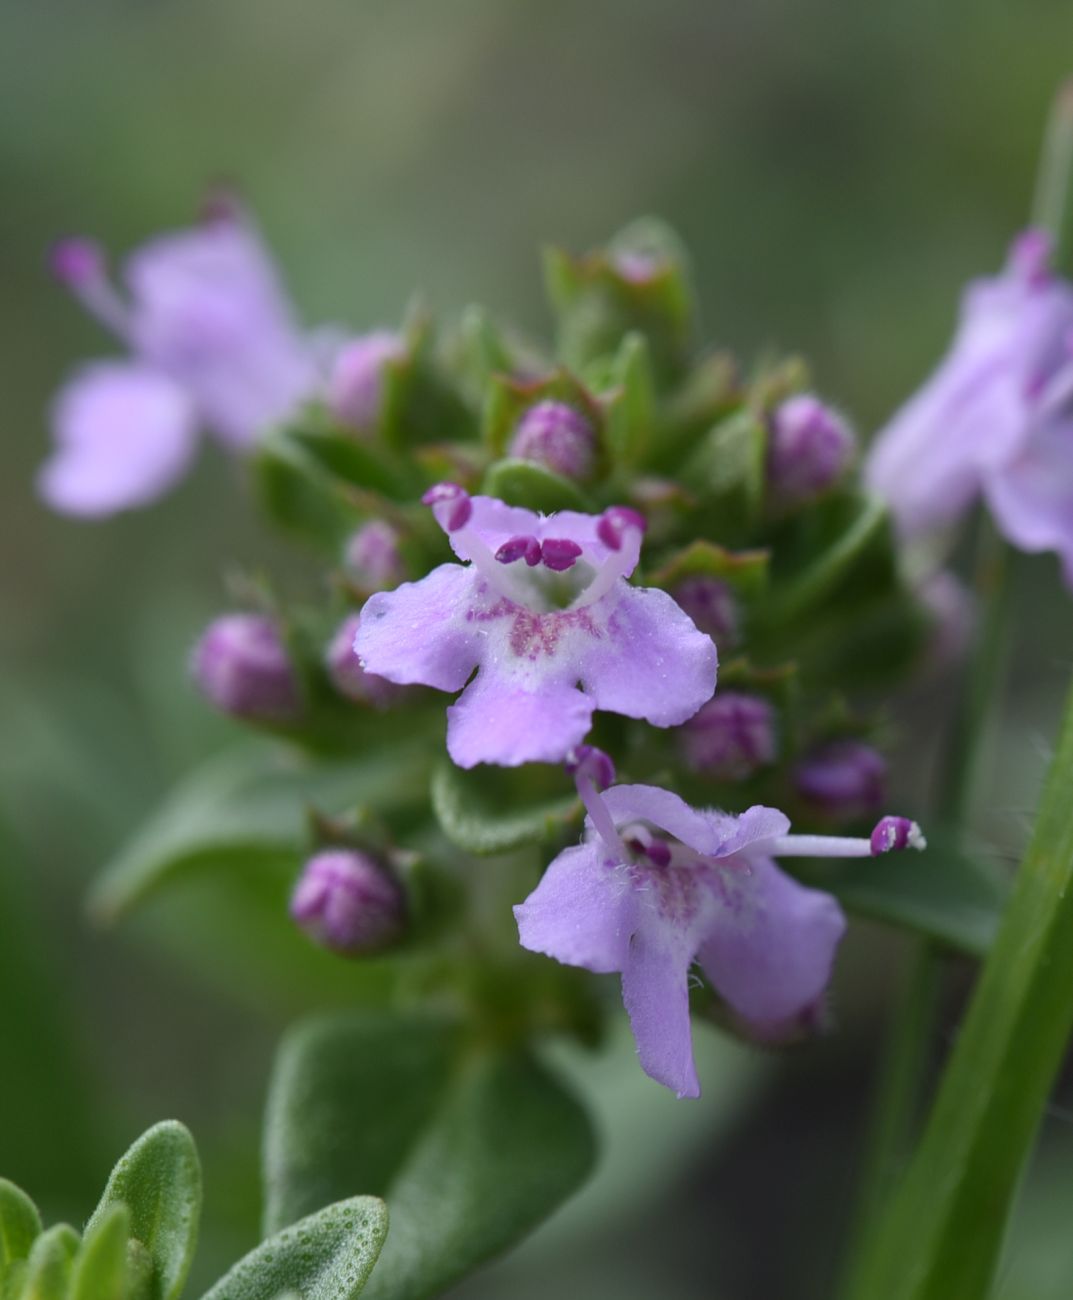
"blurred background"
5,2,1073,1296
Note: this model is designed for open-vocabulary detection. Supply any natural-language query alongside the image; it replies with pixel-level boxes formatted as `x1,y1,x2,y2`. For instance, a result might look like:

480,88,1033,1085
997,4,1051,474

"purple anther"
540,537,583,571
870,816,927,856
495,534,543,566
597,505,646,552
421,482,473,532
49,237,104,286
565,744,616,792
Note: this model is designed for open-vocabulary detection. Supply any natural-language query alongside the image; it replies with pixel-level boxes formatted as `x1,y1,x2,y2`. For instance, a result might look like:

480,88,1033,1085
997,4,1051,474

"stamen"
540,538,582,571
49,237,131,339
495,534,542,566
421,482,473,533
571,507,646,609
565,745,627,862
769,816,927,859
869,816,927,855
423,483,532,605
596,505,646,552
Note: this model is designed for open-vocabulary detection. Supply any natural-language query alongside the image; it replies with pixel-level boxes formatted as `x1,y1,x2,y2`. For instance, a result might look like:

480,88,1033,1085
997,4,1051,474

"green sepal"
679,408,768,536
70,1204,130,1300
746,352,811,415
199,1197,387,1300
481,458,594,514
263,1011,596,1300
431,760,581,855
0,1180,41,1284
18,1224,79,1300
790,829,1009,958
251,428,362,551
647,538,770,601
602,332,656,471
376,307,476,452
284,425,419,502
85,1121,200,1300
449,305,540,409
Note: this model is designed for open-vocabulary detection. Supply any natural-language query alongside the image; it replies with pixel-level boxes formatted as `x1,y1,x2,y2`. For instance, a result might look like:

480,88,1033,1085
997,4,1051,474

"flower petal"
697,858,846,1029
984,413,1073,586
601,783,725,855
621,926,700,1099
356,564,484,691
580,585,717,727
449,498,640,576
445,667,593,767
38,362,198,516
514,844,635,974
707,804,792,859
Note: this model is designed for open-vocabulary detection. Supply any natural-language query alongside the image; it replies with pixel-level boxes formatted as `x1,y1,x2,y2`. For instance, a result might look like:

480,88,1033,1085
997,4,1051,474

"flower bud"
326,614,397,708
670,576,739,648
509,400,596,480
290,849,405,956
794,740,887,821
679,692,776,779
344,520,404,591
767,394,855,504
327,330,406,434
191,613,301,722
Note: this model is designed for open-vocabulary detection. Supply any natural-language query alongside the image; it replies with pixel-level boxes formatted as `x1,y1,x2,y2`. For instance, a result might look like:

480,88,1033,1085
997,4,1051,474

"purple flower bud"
49,237,105,287
767,395,855,504
290,849,405,956
670,576,739,648
327,330,406,434
326,614,397,708
870,815,927,855
495,534,543,566
565,744,616,791
540,537,583,571
597,505,646,551
679,692,776,780
344,520,405,591
509,400,596,480
191,613,302,723
794,740,887,821
422,482,472,533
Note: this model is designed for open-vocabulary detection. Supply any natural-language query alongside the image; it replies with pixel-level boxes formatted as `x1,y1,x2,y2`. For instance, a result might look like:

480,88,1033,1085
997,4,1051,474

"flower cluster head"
40,200,324,517
867,228,1073,583
515,748,925,1097
355,486,718,767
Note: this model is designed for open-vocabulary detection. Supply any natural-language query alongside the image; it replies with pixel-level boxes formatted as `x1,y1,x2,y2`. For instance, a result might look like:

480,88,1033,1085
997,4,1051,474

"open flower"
39,200,323,516
866,229,1073,542
515,748,925,1097
354,488,717,767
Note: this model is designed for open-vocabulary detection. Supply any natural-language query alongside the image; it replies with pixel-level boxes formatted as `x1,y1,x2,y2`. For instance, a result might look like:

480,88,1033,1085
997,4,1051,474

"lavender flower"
509,400,596,480
290,849,405,955
515,759,925,1097
794,740,887,821
39,204,321,516
191,613,302,723
327,330,406,434
325,614,398,708
355,487,718,768
767,394,855,504
669,576,739,648
866,229,1073,543
679,692,776,780
344,520,406,591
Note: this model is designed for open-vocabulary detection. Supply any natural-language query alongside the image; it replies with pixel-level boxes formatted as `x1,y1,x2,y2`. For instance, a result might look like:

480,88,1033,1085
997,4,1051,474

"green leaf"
843,680,1073,1300
431,760,580,855
18,1224,79,1300
199,1197,387,1300
647,538,770,601
252,431,360,550
286,427,417,501
0,1180,41,1272
793,830,1009,957
482,459,593,514
263,1011,596,1300
680,408,767,534
85,1121,201,1300
90,740,431,924
603,333,655,470
70,1204,129,1300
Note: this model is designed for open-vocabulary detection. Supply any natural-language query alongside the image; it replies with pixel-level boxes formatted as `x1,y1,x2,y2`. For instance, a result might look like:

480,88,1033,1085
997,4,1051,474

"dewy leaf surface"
844,680,1073,1300
85,1121,201,1300
263,1011,596,1300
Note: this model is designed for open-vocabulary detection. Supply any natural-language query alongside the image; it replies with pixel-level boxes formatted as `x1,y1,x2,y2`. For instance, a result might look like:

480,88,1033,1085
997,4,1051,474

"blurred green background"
5,2,1073,1296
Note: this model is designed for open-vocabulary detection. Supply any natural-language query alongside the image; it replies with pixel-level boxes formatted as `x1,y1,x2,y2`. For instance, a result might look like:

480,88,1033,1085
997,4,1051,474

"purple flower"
767,394,855,504
39,204,322,517
669,576,739,648
191,613,302,723
354,489,718,768
515,760,925,1097
290,849,405,956
866,229,1073,541
325,614,398,708
794,740,887,821
344,520,406,591
327,330,406,434
509,400,596,480
679,692,776,780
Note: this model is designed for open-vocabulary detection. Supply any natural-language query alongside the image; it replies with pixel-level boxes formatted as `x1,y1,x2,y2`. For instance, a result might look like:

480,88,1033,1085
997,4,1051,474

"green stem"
1032,78,1073,263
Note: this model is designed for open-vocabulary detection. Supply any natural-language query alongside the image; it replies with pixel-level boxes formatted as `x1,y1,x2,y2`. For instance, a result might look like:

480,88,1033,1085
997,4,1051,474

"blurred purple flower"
509,400,596,480
327,330,406,434
40,204,322,516
679,691,776,780
767,394,855,504
191,613,302,723
290,849,405,956
355,488,717,768
516,769,924,1098
866,230,1073,552
325,614,398,708
344,519,406,591
794,740,887,821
